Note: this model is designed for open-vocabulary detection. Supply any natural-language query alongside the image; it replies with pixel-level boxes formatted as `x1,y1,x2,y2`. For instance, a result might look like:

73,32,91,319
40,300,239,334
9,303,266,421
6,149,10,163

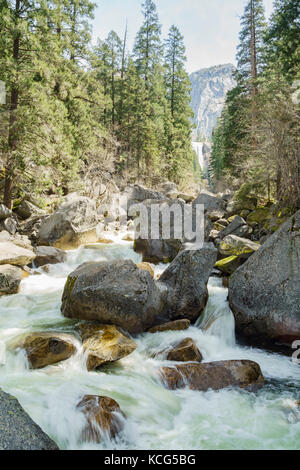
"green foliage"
210,0,300,209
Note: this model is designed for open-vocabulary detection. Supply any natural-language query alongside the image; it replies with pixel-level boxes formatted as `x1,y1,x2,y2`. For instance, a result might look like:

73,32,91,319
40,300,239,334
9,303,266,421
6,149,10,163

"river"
0,238,299,450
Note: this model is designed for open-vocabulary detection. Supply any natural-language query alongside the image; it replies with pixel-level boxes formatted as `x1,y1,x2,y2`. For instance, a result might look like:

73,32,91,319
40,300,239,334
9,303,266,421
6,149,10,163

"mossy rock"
247,207,272,226
215,256,241,275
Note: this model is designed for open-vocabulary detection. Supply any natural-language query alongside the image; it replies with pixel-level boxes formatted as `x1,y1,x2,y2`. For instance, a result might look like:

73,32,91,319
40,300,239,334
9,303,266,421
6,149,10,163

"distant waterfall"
192,141,204,171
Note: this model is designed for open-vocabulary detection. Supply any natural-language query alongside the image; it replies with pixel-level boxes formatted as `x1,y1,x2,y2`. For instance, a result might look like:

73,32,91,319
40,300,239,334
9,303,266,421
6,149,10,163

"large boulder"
76,323,137,371
193,190,225,220
123,184,164,206
61,260,163,334
20,332,76,369
38,196,98,249
229,211,300,353
33,246,66,268
157,244,217,323
0,265,22,296
77,395,125,444
160,360,264,392
0,389,58,450
0,241,36,266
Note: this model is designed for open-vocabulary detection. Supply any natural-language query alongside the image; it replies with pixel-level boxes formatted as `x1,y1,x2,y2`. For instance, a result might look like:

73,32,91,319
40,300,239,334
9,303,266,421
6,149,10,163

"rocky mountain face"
190,64,236,140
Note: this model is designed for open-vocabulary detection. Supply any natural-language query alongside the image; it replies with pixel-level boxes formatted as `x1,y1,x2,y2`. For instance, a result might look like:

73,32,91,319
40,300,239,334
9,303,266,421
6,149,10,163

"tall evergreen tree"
236,0,267,88
164,25,193,180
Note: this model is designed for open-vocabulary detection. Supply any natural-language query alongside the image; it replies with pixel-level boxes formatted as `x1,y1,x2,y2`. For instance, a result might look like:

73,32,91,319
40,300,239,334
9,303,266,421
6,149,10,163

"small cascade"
196,277,235,347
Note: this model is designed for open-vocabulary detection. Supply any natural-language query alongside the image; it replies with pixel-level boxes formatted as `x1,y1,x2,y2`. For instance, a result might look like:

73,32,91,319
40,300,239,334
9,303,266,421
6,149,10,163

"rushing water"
0,238,299,450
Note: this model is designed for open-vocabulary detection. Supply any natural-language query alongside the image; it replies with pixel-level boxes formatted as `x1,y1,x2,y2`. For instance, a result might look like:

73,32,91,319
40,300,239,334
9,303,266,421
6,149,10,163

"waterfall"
192,141,204,171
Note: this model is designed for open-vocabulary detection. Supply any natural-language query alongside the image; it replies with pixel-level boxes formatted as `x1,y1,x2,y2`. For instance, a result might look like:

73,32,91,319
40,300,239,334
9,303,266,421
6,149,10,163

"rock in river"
77,395,125,444
165,338,203,362
157,244,217,323
160,360,264,392
76,322,137,371
61,260,163,334
21,332,76,369
0,388,58,450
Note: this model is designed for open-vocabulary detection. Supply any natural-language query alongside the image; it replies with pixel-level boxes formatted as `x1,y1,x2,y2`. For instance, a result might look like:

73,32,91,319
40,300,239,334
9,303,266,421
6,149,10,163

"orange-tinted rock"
160,360,264,392
77,323,137,371
77,395,125,443
148,319,191,334
166,338,202,362
22,332,76,369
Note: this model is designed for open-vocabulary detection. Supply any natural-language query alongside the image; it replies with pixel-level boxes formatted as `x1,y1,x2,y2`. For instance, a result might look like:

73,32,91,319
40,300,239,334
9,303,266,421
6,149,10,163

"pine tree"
265,0,300,82
164,25,193,180
236,0,267,93
132,0,166,177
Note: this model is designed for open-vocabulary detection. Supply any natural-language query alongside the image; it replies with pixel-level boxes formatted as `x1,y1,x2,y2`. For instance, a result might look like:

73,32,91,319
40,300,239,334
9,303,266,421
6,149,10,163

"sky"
92,0,275,74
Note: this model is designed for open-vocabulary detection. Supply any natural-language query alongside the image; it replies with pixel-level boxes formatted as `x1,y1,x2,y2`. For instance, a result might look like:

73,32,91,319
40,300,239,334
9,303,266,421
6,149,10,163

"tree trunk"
4,0,20,209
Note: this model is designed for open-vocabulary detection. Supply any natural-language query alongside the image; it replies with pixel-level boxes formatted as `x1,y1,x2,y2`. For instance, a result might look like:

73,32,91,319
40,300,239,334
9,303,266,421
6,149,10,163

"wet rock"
0,389,58,450
38,196,98,249
148,319,191,333
157,244,217,323
0,241,36,266
136,262,155,278
165,338,202,362
33,246,66,267
229,210,300,353
21,332,76,369
77,395,125,443
0,265,22,296
160,360,264,392
76,323,137,371
61,260,163,334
